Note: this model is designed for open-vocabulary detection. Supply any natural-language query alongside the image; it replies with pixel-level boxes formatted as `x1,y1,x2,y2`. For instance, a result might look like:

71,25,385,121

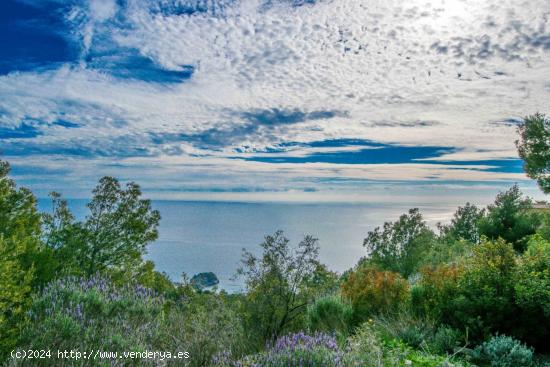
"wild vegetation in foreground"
0,114,549,366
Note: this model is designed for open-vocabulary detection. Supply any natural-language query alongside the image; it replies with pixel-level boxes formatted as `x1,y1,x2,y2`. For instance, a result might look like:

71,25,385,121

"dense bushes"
513,235,550,348
345,321,473,367
14,276,245,366
341,265,409,325
411,237,550,350
307,296,352,337
18,276,165,365
410,263,464,323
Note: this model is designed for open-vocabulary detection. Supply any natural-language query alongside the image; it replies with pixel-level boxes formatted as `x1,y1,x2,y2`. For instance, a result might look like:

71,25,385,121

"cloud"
1,0,549,201
150,108,347,149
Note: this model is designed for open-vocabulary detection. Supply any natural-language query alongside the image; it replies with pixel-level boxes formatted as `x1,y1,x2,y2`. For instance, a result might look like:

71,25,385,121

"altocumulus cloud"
0,0,549,201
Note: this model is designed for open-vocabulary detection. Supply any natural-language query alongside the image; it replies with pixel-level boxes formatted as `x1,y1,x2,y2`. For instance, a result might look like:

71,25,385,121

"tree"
440,202,484,244
363,208,436,278
516,113,550,194
236,231,323,344
0,160,54,357
44,176,161,276
478,185,540,252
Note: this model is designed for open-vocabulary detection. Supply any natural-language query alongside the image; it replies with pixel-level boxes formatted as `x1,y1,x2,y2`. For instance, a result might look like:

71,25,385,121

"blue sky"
0,0,549,204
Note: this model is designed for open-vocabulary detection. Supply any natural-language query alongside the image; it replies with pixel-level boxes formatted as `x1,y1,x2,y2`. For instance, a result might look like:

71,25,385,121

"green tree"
0,237,33,358
363,208,436,278
44,176,161,276
0,160,54,357
236,231,323,344
478,185,540,252
516,113,550,194
440,202,484,244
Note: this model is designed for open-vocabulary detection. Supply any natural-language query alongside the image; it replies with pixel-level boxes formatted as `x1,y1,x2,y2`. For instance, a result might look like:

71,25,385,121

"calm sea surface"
37,200,457,292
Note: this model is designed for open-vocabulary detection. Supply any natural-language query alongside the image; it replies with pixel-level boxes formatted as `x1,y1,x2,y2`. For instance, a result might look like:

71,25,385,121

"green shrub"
453,238,518,342
472,334,534,367
156,293,246,367
18,276,163,366
345,322,384,367
346,322,473,367
307,295,353,337
373,313,435,350
413,238,518,343
430,325,463,354
13,276,246,367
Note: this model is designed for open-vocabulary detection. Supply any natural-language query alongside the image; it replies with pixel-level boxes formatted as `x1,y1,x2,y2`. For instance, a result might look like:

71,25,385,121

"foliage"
43,177,161,276
410,264,464,323
345,322,384,367
439,203,484,244
472,334,534,367
515,235,550,317
245,332,344,367
411,239,520,340
0,237,33,359
371,313,464,355
307,295,353,338
423,238,472,269
513,235,550,349
236,231,324,344
0,160,54,358
18,276,164,366
341,265,409,325
157,292,246,367
452,238,518,342
213,332,344,367
373,313,436,350
363,208,436,277
430,325,464,355
346,322,473,367
478,185,540,252
516,113,550,194
132,260,175,294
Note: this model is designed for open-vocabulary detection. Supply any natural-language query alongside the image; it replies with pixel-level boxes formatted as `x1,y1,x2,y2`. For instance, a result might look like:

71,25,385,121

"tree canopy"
363,208,436,277
478,185,540,252
236,230,329,344
43,176,161,276
516,113,550,194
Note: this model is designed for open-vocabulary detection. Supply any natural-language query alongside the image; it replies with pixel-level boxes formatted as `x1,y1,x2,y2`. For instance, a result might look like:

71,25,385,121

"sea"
37,200,458,292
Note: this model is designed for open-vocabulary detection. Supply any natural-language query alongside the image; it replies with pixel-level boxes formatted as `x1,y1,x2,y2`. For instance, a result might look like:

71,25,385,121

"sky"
1,0,549,204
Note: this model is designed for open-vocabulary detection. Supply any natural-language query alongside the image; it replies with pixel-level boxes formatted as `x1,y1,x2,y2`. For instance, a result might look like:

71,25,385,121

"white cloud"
1,0,550,199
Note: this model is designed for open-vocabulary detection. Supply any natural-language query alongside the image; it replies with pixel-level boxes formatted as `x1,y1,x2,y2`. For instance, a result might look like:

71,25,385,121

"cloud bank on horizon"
0,0,549,202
